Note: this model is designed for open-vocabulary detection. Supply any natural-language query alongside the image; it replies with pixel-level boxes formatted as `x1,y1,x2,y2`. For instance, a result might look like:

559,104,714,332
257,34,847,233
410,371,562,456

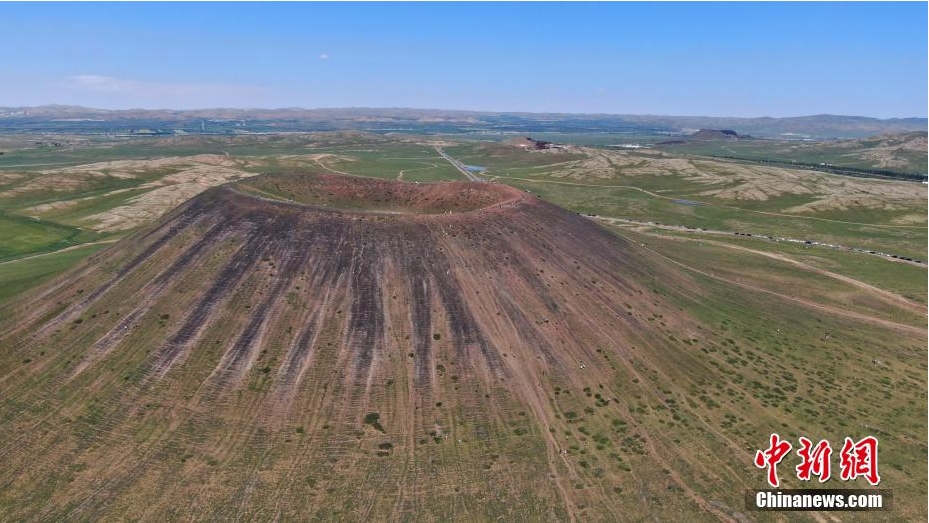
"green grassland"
310,144,464,182
658,133,927,175
594,226,926,520
634,226,926,305
0,212,103,261
492,177,925,260
613,226,925,325
0,133,383,171
0,242,111,304
442,143,925,261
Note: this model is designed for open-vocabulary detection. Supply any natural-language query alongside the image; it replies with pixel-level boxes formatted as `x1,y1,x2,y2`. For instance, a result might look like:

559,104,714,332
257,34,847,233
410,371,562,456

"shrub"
363,412,386,433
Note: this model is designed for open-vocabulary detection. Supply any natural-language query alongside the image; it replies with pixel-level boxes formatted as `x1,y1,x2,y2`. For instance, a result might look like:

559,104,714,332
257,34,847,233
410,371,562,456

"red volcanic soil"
0,173,721,521
239,171,525,214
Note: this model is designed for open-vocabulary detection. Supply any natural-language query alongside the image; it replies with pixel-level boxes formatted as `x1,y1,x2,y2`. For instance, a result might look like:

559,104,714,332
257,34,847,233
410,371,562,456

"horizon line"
2,104,926,121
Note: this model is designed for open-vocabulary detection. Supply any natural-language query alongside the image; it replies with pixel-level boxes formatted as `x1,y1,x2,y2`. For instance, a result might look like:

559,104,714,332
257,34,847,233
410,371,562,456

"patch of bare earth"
8,155,263,231
524,147,926,212
87,162,259,231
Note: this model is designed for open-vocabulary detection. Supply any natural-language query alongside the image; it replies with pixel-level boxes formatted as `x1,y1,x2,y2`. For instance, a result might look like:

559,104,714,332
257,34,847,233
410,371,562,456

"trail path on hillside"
592,215,925,267
0,239,119,266
396,162,440,181
614,230,925,335
312,156,355,176
639,232,924,314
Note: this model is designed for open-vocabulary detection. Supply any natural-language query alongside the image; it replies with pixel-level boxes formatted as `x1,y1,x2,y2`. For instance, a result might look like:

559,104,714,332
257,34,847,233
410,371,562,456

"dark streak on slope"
83,205,203,305
215,225,311,384
151,225,269,378
428,245,507,378
345,226,385,381
495,291,561,367
279,307,322,388
406,238,434,387
28,204,208,344
278,223,353,389
75,222,231,376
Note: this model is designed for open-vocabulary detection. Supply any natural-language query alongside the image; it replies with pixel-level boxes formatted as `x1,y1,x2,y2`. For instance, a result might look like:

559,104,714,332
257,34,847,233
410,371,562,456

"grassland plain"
0,134,925,520
446,143,926,260
0,242,112,303
611,226,927,306
657,131,928,175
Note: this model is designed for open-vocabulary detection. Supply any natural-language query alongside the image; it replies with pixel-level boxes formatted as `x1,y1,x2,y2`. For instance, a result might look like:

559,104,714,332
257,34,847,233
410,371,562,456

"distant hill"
658,130,928,176
854,130,927,153
503,136,554,149
689,129,744,140
656,129,748,147
620,113,926,139
0,105,924,139
796,131,927,173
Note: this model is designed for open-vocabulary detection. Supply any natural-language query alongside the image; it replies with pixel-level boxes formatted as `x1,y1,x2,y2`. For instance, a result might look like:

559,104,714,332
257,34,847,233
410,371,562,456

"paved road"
434,146,483,182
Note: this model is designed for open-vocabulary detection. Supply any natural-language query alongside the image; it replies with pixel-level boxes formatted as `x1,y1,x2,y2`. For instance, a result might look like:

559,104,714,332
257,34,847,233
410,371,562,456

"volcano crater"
235,172,527,216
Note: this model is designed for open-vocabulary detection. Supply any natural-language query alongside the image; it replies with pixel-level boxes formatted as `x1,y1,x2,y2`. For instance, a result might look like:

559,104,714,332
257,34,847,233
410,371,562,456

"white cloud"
64,75,268,108
69,75,135,92
67,75,265,96
319,53,330,61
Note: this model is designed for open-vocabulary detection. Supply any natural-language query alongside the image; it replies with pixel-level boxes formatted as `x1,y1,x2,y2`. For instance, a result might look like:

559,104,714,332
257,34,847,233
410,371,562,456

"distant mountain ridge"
0,105,925,139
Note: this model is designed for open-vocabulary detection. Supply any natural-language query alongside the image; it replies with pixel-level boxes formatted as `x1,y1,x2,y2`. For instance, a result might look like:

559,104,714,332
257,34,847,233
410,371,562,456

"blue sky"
1,2,925,117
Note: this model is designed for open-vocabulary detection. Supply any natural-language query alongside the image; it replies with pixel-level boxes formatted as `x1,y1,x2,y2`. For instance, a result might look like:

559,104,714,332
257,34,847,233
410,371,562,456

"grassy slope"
658,133,928,174
625,227,927,306
0,243,111,304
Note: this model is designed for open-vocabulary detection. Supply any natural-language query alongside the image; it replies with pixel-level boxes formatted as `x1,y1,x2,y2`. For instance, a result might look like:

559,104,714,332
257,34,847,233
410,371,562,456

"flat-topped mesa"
233,172,527,216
